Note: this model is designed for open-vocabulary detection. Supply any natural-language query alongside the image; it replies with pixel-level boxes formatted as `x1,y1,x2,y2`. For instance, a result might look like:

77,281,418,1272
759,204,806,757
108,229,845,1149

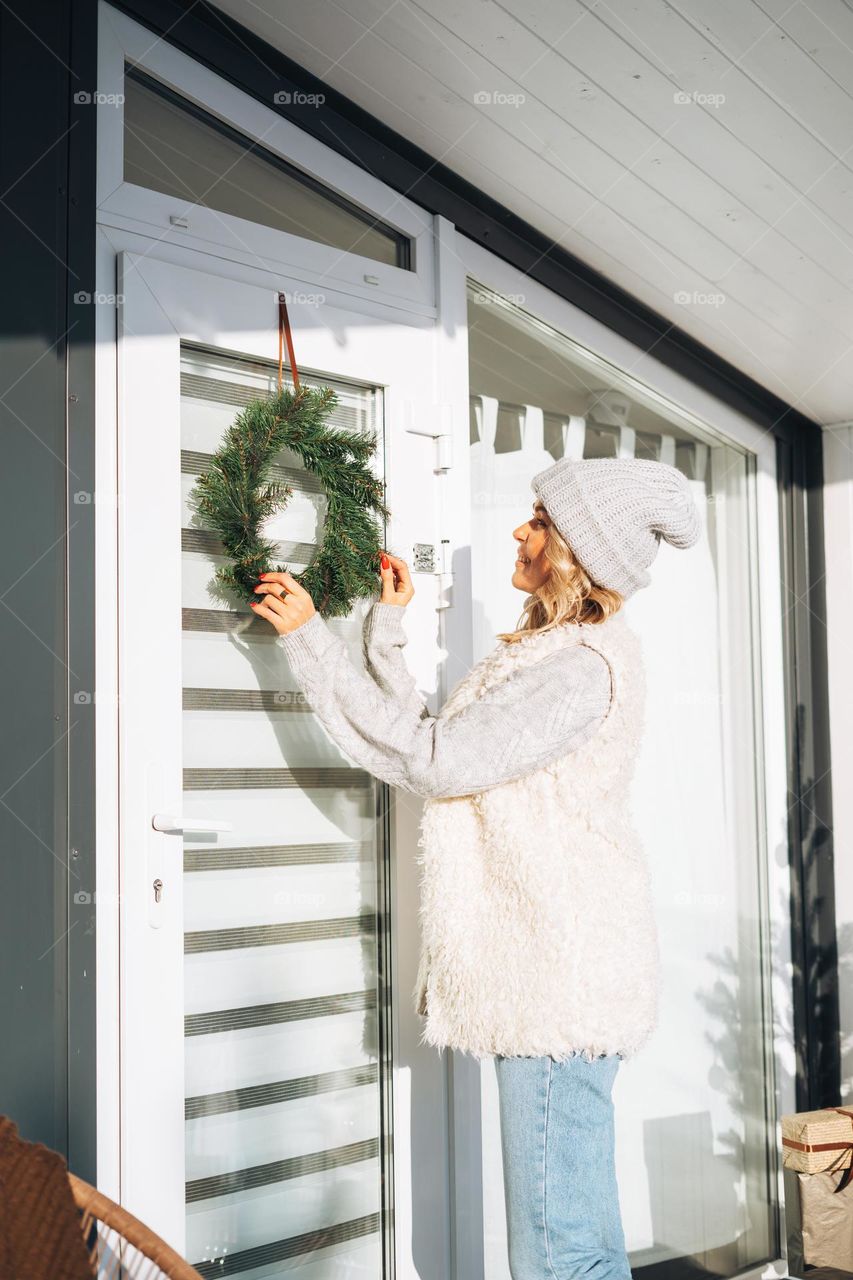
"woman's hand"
251,551,413,635
250,571,316,636
380,552,415,608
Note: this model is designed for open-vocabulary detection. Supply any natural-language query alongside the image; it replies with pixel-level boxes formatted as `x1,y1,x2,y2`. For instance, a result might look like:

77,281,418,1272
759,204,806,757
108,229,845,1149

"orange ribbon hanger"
277,292,300,393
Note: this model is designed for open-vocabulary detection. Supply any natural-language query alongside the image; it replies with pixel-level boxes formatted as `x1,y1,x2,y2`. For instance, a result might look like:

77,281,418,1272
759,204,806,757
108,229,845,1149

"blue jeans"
494,1052,631,1280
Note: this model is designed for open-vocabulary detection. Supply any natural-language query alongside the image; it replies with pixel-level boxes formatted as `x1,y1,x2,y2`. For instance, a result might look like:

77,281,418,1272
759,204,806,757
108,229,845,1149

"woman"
250,455,701,1280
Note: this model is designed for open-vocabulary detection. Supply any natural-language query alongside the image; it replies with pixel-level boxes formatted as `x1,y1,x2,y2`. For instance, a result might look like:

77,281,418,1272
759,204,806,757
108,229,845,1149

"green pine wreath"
191,382,390,619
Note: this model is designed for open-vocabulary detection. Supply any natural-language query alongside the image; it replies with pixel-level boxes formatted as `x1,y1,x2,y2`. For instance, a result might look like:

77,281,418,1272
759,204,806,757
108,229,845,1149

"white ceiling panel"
212,0,853,424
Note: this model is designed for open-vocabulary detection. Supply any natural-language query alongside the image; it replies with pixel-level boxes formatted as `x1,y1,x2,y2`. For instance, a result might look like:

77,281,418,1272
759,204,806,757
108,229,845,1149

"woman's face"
512,504,553,592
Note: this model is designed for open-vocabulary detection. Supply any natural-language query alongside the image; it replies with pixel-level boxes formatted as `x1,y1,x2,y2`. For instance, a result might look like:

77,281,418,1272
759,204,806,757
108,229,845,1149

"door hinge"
403,403,454,472
405,426,453,472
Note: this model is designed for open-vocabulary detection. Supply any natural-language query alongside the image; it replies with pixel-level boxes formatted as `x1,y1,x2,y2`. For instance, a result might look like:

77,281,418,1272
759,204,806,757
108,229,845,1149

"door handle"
151,813,234,833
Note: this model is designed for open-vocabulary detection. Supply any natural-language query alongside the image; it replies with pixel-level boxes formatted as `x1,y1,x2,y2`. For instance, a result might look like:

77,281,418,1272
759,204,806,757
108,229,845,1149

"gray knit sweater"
275,601,612,800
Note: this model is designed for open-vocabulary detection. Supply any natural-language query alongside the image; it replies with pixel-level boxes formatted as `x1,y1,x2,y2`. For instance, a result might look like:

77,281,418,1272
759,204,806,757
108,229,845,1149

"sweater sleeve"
276,609,612,800
361,601,430,721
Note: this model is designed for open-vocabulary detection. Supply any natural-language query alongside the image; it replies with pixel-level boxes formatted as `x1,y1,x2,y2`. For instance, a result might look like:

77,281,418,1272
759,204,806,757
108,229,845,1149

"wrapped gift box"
796,1170,853,1271
782,1107,853,1273
782,1106,853,1175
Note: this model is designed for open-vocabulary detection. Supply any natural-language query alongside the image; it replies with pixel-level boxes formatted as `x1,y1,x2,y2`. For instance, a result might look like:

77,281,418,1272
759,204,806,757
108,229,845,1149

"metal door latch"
412,542,453,608
413,543,435,572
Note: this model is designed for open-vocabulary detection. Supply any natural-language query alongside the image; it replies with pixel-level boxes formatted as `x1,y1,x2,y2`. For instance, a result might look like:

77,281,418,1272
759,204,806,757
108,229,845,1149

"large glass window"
179,346,392,1277
123,65,411,269
467,281,776,1280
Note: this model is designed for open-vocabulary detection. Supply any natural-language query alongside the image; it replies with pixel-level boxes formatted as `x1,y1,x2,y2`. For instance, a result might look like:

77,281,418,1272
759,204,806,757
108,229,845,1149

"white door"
459,262,792,1280
116,249,445,1277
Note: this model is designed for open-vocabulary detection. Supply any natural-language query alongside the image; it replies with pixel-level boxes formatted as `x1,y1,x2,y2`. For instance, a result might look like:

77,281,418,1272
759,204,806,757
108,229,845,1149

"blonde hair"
497,502,623,643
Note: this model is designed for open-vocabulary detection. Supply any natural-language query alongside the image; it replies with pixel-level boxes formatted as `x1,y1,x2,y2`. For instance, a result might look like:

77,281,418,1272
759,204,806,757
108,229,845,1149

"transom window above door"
123,65,411,270
96,5,435,310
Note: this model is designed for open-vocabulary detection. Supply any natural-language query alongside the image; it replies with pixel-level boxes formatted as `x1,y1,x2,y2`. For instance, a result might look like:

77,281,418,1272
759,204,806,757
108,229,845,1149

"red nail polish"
380,554,389,569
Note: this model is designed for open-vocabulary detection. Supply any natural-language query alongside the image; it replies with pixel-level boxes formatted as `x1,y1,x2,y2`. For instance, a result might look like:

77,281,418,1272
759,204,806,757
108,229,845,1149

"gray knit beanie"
530,456,701,599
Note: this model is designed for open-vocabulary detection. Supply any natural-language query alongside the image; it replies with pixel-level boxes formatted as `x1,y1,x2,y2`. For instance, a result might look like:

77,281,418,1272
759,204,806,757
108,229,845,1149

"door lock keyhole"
153,877,163,904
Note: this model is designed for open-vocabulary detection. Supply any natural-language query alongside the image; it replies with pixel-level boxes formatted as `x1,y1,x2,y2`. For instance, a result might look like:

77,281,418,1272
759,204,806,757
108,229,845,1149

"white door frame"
94,5,460,1271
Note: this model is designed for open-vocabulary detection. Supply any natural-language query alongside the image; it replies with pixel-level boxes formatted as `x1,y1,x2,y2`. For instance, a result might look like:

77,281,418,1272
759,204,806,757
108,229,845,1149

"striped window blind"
179,345,392,1279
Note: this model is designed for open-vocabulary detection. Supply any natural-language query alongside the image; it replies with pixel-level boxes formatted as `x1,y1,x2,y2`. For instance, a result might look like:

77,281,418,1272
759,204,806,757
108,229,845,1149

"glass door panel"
116,205,448,1280
178,346,389,1279
467,282,777,1280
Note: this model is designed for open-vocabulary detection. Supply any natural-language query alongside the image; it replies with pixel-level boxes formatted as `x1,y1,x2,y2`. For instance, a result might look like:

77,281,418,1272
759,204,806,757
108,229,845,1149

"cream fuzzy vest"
413,611,660,1063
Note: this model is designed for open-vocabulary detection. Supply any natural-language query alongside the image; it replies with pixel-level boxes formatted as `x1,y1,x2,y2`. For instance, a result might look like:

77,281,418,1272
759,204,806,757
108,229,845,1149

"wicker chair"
0,1114,204,1280
69,1173,205,1280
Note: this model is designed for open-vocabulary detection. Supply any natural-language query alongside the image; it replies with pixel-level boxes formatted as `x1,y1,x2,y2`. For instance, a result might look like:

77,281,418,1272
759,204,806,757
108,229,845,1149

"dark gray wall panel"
0,0,97,1176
